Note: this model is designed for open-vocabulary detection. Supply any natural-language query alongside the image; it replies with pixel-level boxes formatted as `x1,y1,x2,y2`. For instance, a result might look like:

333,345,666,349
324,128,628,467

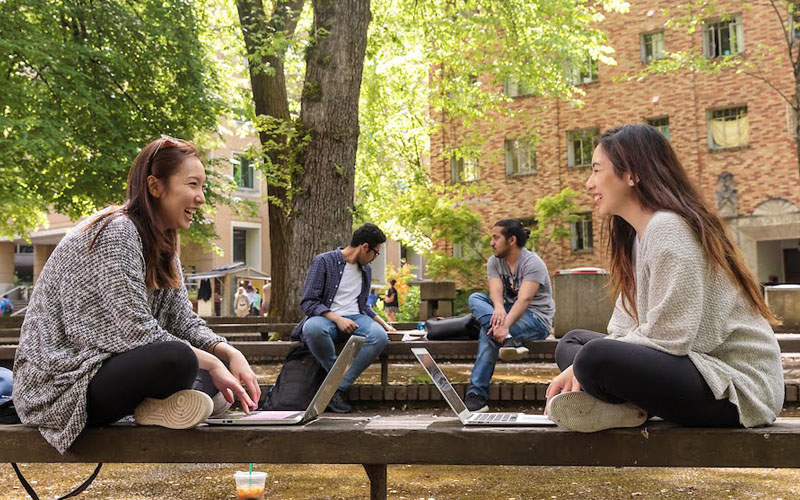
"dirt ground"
4,462,800,500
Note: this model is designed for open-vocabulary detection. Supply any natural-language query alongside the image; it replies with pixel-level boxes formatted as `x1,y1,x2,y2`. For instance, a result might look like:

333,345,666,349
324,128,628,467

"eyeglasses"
147,134,181,171
369,247,380,257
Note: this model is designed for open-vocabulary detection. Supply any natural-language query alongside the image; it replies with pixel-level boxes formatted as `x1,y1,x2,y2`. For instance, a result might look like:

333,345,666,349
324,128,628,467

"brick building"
431,1,800,282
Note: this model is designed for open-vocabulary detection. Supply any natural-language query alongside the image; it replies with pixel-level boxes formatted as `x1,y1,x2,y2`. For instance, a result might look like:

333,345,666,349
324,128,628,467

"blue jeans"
302,314,389,391
0,367,13,397
467,292,550,400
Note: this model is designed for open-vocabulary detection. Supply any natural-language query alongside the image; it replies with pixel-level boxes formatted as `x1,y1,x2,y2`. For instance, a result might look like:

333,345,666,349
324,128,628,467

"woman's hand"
227,350,262,410
208,362,258,414
545,365,582,412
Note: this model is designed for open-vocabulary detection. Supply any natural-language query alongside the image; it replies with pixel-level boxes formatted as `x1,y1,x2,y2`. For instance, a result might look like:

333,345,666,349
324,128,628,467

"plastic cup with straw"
234,465,266,500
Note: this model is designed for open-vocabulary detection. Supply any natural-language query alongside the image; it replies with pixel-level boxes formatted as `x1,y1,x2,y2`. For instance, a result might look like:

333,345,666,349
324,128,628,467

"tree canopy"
0,0,227,239
355,0,630,269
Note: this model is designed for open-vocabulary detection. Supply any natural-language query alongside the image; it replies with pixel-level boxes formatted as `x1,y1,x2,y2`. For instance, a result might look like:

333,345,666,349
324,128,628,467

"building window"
708,106,749,149
703,16,744,58
647,116,671,140
15,245,33,254
505,138,536,176
567,128,599,167
503,75,533,98
568,55,599,85
641,31,666,63
450,156,480,183
233,229,247,264
570,213,593,252
232,152,254,190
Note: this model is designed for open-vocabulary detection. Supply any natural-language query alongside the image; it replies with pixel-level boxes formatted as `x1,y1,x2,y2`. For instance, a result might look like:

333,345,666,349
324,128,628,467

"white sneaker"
547,391,647,433
134,389,214,429
210,391,233,418
498,337,529,361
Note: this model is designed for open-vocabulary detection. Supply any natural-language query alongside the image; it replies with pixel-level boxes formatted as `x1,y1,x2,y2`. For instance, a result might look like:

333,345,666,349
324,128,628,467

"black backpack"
262,342,327,410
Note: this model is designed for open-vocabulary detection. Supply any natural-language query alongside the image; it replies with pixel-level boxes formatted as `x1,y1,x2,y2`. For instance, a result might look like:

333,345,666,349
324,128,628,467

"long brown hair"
85,136,200,289
596,124,778,325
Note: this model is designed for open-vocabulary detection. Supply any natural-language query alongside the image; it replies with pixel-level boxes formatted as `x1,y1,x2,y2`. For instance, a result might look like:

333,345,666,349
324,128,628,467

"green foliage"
530,188,581,258
0,0,227,239
397,285,421,322
355,0,630,281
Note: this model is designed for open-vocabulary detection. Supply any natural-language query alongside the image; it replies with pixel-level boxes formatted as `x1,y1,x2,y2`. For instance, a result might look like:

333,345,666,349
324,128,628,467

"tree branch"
741,69,794,107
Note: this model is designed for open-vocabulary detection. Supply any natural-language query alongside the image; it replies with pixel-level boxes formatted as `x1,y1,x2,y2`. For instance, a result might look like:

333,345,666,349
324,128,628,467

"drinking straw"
249,463,253,485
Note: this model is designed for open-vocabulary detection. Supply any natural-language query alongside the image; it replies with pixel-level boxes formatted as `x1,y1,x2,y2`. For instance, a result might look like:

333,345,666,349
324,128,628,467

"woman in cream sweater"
545,124,783,432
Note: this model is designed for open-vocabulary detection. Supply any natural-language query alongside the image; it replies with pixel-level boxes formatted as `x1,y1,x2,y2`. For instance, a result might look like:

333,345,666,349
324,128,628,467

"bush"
397,285,420,322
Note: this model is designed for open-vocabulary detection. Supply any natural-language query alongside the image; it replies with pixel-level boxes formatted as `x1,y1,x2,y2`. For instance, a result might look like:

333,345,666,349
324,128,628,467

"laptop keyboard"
470,413,518,423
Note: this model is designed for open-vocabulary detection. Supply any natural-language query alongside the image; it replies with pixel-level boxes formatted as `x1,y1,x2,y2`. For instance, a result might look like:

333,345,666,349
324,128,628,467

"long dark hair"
85,137,200,289
596,124,778,325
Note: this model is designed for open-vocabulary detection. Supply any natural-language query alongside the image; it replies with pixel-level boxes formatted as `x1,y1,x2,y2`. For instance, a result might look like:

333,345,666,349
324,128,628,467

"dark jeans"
555,329,741,427
86,341,215,426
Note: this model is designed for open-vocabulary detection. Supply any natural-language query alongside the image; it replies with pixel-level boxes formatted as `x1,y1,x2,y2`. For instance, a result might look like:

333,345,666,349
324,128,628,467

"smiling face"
586,144,637,217
148,156,206,230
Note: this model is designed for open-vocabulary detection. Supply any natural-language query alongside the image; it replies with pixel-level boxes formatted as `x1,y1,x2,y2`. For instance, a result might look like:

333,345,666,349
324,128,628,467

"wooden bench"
3,417,800,500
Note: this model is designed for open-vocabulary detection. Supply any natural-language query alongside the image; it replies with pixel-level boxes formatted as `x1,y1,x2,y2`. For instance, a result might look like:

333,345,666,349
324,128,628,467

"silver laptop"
412,347,555,426
207,335,365,425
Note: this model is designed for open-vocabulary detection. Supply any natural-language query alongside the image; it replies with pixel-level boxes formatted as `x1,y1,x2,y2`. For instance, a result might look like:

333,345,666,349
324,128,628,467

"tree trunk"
276,0,370,321
236,0,371,323
235,0,304,323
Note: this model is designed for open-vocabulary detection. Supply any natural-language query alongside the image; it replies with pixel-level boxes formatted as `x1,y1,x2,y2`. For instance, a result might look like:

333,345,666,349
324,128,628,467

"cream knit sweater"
606,211,783,427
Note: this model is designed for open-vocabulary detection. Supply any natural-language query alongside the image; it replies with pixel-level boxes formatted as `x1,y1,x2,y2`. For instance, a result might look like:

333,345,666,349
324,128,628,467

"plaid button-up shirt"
291,249,375,340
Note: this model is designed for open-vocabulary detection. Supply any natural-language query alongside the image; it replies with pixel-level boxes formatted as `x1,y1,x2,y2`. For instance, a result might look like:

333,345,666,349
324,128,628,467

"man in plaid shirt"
291,223,396,413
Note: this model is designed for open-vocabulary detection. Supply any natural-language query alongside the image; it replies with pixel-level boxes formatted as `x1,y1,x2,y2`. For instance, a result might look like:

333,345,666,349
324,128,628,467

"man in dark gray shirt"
465,219,554,412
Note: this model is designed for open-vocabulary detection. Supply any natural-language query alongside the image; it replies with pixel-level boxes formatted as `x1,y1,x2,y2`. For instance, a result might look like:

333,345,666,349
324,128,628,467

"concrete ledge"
3,417,800,468
6,335,800,363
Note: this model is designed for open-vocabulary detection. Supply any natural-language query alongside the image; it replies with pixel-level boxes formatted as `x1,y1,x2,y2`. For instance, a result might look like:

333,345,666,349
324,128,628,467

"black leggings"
555,330,741,427
86,341,216,426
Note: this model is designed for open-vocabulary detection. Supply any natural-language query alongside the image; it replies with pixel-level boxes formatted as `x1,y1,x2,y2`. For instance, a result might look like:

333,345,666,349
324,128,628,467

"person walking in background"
545,124,783,433
13,135,261,454
259,282,271,316
251,288,262,316
0,295,13,316
464,219,554,413
384,279,399,322
291,223,396,413
234,286,250,318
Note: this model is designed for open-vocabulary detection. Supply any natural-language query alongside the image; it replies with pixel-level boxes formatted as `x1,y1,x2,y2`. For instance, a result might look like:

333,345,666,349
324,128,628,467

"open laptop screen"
411,348,468,415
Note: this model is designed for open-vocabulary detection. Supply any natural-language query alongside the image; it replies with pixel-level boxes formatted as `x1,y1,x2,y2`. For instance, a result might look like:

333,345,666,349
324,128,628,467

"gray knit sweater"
606,211,784,427
13,211,226,453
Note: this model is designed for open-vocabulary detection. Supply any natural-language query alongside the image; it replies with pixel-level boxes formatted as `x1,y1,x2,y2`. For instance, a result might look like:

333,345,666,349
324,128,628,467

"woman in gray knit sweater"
545,124,784,432
14,136,261,453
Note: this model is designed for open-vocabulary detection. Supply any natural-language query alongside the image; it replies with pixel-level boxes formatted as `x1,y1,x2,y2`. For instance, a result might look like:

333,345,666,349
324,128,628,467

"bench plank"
2,417,800,468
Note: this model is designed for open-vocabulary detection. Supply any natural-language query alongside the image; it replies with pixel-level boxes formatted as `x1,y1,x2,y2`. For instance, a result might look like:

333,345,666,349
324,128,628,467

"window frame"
646,116,671,141
231,151,256,191
706,105,749,150
703,14,745,58
640,30,666,63
570,212,594,253
504,137,537,176
567,128,600,168
503,75,534,98
450,155,480,183
567,55,599,85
